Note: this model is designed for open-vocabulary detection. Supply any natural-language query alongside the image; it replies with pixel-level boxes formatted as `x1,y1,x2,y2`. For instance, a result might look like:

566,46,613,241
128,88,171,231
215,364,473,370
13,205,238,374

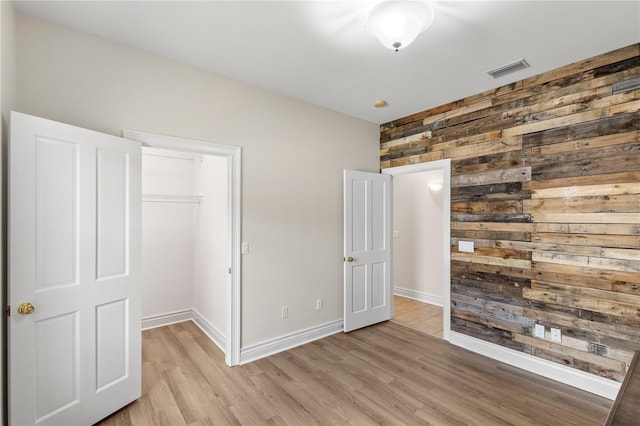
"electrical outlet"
316,298,323,310
281,306,288,319
534,323,545,338
550,327,562,343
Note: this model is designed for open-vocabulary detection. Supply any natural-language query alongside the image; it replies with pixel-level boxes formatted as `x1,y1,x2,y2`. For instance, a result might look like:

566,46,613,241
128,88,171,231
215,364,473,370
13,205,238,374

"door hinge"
5,305,10,317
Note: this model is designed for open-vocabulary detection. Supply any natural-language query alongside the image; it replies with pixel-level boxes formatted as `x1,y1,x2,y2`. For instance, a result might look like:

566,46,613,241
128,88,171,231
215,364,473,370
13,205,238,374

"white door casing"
382,158,452,341
9,112,142,425
343,170,392,332
123,129,242,366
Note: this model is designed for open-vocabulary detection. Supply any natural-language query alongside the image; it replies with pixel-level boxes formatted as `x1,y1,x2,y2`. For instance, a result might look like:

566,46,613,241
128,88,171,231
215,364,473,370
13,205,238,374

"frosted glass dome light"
366,0,434,52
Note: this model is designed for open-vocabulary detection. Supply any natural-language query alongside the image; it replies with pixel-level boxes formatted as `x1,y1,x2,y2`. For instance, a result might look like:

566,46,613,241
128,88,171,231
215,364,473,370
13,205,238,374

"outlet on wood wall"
380,43,640,382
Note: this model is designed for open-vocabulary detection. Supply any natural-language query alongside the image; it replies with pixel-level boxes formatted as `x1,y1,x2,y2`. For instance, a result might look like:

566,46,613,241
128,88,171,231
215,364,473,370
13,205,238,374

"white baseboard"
394,287,443,307
240,319,344,365
192,309,226,352
450,331,620,400
141,309,193,330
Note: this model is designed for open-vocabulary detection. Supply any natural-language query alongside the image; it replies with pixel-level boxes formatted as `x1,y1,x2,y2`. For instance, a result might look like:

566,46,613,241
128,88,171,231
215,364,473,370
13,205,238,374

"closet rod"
142,194,203,204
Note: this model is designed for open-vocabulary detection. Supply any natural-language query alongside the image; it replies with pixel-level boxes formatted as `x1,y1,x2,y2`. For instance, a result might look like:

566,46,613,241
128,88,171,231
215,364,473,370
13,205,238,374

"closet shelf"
142,194,203,204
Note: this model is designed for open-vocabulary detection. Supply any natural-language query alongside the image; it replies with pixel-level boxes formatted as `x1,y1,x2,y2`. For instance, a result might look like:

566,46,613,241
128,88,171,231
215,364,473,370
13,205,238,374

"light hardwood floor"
393,295,443,338
99,320,610,426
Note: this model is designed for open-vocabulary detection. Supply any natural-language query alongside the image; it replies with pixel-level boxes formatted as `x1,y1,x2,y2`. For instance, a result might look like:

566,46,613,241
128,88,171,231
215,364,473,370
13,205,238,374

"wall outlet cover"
458,240,474,253
551,328,562,343
534,323,545,338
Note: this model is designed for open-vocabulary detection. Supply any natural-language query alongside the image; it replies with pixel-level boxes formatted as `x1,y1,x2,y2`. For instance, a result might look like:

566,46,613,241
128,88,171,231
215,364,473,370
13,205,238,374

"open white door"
343,170,392,332
8,112,141,425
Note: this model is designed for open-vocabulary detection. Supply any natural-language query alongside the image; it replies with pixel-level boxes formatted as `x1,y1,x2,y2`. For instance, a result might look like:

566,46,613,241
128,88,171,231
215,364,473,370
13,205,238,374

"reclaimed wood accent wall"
380,44,640,382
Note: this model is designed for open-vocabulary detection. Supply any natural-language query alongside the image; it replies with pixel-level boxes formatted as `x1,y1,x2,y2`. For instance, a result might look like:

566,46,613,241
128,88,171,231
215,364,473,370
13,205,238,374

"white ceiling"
13,1,640,124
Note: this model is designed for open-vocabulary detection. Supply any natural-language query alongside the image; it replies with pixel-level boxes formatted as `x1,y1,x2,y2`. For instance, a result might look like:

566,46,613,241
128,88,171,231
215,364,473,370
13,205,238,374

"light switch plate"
241,242,249,254
534,324,545,338
458,240,474,253
551,328,562,343
393,230,399,238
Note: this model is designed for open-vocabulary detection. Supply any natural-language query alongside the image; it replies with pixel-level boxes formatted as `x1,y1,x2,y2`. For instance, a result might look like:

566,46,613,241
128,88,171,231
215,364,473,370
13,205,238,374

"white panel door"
9,112,141,425
343,170,392,332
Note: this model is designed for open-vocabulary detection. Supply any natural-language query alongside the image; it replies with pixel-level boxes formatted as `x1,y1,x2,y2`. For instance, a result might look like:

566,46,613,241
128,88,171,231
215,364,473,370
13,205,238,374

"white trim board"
450,331,620,400
192,309,226,352
124,129,242,366
394,287,443,307
141,310,193,330
240,320,344,365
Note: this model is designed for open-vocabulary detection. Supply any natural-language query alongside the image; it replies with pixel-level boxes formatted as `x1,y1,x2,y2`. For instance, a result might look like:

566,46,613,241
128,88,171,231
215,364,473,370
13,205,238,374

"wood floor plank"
99,320,611,425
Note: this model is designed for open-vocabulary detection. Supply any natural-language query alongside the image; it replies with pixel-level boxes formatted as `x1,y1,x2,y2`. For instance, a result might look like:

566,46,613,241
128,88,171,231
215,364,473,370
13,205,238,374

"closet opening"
125,130,242,366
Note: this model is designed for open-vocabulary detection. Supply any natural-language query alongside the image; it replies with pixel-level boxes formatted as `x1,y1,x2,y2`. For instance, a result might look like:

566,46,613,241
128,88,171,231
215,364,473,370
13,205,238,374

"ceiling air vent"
487,59,530,79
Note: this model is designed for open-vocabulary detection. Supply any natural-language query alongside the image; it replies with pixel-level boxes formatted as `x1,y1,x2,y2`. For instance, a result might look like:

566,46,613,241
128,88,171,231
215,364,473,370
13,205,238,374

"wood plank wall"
380,44,640,382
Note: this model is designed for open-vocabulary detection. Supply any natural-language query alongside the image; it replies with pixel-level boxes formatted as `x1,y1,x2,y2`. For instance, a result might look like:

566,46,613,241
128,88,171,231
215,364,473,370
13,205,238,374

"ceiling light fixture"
427,180,443,191
366,0,434,52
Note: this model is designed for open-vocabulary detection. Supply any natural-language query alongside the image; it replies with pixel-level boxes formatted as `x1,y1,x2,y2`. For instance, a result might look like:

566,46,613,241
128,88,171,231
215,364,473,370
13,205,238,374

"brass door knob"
17,302,35,315
347,256,354,262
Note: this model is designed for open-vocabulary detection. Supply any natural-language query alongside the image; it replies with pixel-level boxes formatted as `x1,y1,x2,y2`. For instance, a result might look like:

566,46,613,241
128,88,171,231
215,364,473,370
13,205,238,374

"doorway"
124,130,242,366
382,159,451,341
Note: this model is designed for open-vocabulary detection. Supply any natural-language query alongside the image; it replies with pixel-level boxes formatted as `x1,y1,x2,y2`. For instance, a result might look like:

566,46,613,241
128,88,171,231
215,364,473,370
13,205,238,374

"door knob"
347,256,354,262
17,302,35,315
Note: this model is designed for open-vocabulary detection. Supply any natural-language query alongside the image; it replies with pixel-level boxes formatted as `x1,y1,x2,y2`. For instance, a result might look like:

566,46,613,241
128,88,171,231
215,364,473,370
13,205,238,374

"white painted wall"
141,148,197,317
1,2,16,117
393,170,444,301
15,14,379,347
193,155,229,340
142,147,228,340
1,2,17,422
